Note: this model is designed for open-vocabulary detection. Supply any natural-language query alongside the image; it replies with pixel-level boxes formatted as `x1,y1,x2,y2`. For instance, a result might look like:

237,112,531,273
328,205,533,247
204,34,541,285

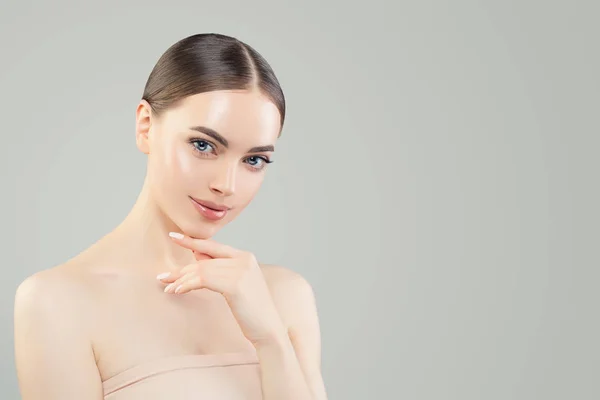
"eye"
190,139,216,154
244,156,273,171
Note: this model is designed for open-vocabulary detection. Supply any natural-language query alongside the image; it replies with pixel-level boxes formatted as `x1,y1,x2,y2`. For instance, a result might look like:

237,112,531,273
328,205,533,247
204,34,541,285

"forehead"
161,90,281,144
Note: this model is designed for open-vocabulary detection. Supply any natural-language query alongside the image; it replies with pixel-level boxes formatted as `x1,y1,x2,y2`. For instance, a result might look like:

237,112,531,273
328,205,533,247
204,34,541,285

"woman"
14,33,327,400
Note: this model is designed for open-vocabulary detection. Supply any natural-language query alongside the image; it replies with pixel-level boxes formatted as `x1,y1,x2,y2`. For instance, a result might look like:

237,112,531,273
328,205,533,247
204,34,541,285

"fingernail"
164,283,175,293
169,232,184,239
174,285,182,293
156,272,170,280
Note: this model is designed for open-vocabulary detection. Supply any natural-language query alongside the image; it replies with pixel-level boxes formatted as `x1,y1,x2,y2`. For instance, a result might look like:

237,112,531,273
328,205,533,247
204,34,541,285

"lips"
189,197,231,221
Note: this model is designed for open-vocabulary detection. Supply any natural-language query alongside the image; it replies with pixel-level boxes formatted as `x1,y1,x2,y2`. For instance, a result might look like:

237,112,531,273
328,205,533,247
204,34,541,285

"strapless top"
102,352,262,399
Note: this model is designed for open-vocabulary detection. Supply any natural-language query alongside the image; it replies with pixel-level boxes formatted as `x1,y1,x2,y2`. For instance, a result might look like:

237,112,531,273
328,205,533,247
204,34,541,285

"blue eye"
191,140,214,153
246,156,263,166
245,156,273,171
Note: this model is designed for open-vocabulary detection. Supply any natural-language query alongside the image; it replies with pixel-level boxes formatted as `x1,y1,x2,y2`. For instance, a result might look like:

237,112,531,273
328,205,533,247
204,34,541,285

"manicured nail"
174,285,182,293
164,283,175,293
156,272,170,280
169,232,184,239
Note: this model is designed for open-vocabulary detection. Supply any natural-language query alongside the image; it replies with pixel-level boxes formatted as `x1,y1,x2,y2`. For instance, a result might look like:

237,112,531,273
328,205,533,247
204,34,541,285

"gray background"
2,0,598,399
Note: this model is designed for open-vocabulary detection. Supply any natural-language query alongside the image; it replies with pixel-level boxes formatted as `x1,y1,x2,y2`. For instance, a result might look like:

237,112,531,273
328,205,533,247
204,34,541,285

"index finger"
168,232,239,258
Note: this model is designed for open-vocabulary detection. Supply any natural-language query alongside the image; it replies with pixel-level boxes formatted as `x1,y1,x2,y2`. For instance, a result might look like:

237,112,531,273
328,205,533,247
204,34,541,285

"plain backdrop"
1,0,599,399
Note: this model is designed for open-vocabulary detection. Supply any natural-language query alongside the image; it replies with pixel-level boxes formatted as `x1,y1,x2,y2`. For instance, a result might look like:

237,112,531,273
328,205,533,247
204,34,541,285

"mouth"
189,197,231,221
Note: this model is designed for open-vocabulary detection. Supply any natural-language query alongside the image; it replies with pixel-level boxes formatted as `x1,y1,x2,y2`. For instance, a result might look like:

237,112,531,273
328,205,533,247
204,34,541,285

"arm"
256,269,328,400
14,270,104,400
155,235,328,399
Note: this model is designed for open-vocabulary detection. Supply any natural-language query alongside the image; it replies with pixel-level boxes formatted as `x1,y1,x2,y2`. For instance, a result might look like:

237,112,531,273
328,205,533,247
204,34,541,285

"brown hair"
141,33,286,131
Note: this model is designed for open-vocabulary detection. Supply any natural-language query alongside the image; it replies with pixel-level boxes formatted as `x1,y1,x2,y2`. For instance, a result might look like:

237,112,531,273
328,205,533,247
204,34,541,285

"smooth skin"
14,90,327,400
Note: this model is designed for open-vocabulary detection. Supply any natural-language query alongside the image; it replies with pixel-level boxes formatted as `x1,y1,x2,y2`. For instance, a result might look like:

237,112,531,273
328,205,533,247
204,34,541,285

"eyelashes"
187,138,274,171
245,155,274,169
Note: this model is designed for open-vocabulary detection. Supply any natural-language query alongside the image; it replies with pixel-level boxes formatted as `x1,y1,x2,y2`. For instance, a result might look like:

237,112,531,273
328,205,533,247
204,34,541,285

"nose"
209,160,236,197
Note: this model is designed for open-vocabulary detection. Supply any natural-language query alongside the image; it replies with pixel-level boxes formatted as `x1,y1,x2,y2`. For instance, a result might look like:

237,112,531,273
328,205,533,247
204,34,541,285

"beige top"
102,352,262,399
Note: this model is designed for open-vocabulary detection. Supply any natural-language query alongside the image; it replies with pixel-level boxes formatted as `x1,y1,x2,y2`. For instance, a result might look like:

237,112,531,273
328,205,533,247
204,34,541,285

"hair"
141,33,286,132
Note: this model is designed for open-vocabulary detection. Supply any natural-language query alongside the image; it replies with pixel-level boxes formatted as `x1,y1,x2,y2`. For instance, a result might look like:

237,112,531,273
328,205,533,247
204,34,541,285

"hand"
156,232,287,348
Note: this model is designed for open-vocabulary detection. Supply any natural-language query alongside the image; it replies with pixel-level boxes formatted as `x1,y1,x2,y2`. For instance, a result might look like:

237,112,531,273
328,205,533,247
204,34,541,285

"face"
135,90,281,239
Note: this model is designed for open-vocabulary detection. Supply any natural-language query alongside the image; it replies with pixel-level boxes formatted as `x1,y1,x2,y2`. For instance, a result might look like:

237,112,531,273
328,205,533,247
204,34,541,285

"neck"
105,175,197,273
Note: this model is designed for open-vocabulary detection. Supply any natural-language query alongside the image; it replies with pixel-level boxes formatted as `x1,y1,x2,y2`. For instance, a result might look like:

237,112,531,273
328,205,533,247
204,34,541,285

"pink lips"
189,197,230,221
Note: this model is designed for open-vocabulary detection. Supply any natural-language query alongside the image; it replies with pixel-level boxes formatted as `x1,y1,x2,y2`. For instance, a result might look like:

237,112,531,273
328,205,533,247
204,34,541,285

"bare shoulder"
14,262,97,328
259,263,314,299
260,263,308,283
14,263,105,398
259,264,317,328
16,262,91,300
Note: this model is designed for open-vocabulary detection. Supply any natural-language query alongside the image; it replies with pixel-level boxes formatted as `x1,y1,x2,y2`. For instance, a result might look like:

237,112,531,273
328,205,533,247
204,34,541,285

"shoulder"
14,264,105,397
14,263,97,330
259,264,317,328
16,263,90,302
260,264,315,300
260,263,308,282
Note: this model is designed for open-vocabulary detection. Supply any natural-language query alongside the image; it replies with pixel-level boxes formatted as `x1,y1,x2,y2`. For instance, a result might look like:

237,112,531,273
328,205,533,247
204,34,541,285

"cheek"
235,171,265,205
152,140,200,189
171,144,198,182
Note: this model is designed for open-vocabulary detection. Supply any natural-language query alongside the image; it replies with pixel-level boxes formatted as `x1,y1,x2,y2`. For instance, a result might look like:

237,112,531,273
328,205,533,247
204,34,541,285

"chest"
90,278,254,381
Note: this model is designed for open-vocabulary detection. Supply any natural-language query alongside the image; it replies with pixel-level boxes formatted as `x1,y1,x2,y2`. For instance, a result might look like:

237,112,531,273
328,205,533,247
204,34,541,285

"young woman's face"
136,90,281,239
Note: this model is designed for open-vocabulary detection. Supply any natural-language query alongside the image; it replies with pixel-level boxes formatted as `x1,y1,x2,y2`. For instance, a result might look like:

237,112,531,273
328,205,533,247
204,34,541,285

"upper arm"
14,271,104,400
266,266,328,400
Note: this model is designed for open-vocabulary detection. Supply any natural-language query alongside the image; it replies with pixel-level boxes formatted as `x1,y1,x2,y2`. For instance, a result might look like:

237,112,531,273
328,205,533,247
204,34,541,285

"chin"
178,220,223,239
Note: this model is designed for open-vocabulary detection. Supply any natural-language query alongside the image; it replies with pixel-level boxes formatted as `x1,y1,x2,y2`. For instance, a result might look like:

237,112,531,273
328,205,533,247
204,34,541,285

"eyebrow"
189,126,275,153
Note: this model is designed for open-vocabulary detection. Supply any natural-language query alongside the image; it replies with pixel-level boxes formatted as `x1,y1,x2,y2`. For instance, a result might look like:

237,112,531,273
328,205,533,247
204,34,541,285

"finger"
175,273,231,295
168,232,239,258
159,259,234,288
168,261,237,295
179,258,234,275
157,252,223,283
156,253,232,284
194,251,212,261
156,271,184,283
164,271,197,293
